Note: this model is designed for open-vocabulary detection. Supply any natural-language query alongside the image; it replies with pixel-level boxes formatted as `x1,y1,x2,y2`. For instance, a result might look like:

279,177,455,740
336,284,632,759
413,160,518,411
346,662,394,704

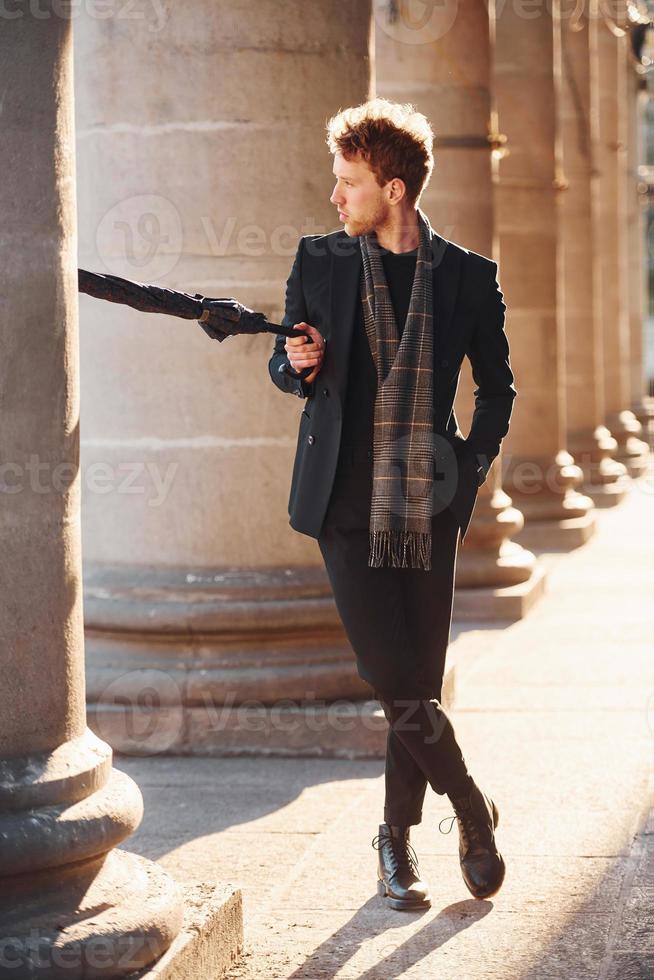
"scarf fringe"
368,529,432,571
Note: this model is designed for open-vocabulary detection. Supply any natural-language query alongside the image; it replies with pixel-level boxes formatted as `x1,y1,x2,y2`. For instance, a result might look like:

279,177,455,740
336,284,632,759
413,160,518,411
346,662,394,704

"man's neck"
374,208,420,254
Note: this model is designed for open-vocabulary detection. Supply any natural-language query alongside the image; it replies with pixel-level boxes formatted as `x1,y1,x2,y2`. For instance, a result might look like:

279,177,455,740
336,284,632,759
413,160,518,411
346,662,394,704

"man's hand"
284,323,325,384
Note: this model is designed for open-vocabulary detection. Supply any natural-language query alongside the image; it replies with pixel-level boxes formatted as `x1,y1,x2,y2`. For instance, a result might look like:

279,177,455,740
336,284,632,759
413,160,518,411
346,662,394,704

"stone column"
75,1,375,752
494,0,596,549
596,8,650,475
0,8,182,975
374,0,543,617
560,2,629,506
626,38,653,447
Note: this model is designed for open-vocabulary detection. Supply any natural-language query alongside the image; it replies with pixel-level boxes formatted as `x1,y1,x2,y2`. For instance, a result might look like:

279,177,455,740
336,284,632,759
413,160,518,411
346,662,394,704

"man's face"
329,152,391,237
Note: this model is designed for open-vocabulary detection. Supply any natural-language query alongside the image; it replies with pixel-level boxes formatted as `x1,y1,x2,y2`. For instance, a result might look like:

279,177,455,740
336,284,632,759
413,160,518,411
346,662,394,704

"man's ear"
388,177,407,205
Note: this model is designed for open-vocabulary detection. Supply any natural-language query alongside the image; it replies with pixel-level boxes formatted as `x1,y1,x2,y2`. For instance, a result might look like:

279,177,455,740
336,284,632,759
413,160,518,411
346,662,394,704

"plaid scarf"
359,207,435,571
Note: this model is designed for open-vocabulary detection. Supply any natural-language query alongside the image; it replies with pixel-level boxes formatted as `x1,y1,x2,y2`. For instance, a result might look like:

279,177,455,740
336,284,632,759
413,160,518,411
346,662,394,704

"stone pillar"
596,8,650,475
374,0,543,617
626,38,653,447
559,2,629,506
494,0,596,549
75,1,375,751
0,8,182,975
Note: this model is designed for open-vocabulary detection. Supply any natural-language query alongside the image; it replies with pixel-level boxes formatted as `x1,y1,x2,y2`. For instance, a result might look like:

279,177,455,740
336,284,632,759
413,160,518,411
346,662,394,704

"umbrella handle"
265,322,309,340
265,322,315,382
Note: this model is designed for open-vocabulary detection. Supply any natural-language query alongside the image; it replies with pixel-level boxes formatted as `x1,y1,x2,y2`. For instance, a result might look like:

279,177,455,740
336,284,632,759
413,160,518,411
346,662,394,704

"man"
268,98,516,910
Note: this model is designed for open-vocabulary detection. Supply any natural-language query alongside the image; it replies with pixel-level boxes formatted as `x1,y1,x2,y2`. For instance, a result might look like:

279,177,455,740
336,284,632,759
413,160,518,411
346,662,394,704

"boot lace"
371,830,421,876
438,797,484,850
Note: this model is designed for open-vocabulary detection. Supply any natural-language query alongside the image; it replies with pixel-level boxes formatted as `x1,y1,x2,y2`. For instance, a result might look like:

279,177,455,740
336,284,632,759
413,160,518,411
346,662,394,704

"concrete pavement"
117,459,654,979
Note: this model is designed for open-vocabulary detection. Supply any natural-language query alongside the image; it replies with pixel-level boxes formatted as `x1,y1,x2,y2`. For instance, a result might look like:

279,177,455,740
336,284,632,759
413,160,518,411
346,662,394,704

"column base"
0,849,183,979
585,474,631,509
453,482,547,620
84,564,465,758
0,731,184,977
504,450,597,550
567,425,630,508
0,764,142,877
513,511,596,551
606,410,651,478
83,562,373,716
455,485,538,595
453,555,548,622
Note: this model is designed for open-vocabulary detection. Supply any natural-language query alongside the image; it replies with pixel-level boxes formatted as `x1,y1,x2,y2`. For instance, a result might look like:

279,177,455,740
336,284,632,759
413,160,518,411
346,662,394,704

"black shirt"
336,247,418,472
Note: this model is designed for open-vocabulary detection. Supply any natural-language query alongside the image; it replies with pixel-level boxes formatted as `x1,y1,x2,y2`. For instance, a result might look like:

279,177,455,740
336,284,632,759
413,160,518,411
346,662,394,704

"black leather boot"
439,783,506,899
372,823,432,911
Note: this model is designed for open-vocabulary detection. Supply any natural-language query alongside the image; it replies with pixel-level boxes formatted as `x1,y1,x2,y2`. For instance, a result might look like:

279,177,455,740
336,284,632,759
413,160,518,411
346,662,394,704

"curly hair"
325,97,434,208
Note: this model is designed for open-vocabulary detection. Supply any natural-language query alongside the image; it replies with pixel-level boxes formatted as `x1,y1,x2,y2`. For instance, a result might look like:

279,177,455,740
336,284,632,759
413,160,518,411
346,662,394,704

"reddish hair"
326,97,434,207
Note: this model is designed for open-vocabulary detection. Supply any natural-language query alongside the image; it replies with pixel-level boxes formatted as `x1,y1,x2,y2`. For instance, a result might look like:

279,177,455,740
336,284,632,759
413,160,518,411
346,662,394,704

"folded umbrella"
78,268,306,342
78,269,314,385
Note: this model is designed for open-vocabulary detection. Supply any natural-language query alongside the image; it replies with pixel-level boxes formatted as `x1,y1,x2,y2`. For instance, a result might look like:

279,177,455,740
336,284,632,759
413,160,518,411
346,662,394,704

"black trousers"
317,453,472,826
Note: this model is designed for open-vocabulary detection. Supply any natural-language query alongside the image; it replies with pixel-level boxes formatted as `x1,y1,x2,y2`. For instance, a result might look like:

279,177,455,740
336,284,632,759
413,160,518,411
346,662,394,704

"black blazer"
268,227,517,544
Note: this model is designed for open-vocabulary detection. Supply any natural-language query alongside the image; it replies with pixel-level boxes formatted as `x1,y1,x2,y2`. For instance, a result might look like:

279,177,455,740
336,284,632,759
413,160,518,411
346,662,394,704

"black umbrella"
78,268,312,377
78,268,307,341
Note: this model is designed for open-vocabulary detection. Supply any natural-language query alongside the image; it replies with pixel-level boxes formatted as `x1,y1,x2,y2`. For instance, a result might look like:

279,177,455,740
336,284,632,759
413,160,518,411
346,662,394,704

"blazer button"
441,358,449,367
322,387,329,397
308,435,315,445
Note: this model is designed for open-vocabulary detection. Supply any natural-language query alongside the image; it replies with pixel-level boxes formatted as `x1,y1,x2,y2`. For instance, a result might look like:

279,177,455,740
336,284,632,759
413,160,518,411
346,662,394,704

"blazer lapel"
328,233,362,409
431,228,463,356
